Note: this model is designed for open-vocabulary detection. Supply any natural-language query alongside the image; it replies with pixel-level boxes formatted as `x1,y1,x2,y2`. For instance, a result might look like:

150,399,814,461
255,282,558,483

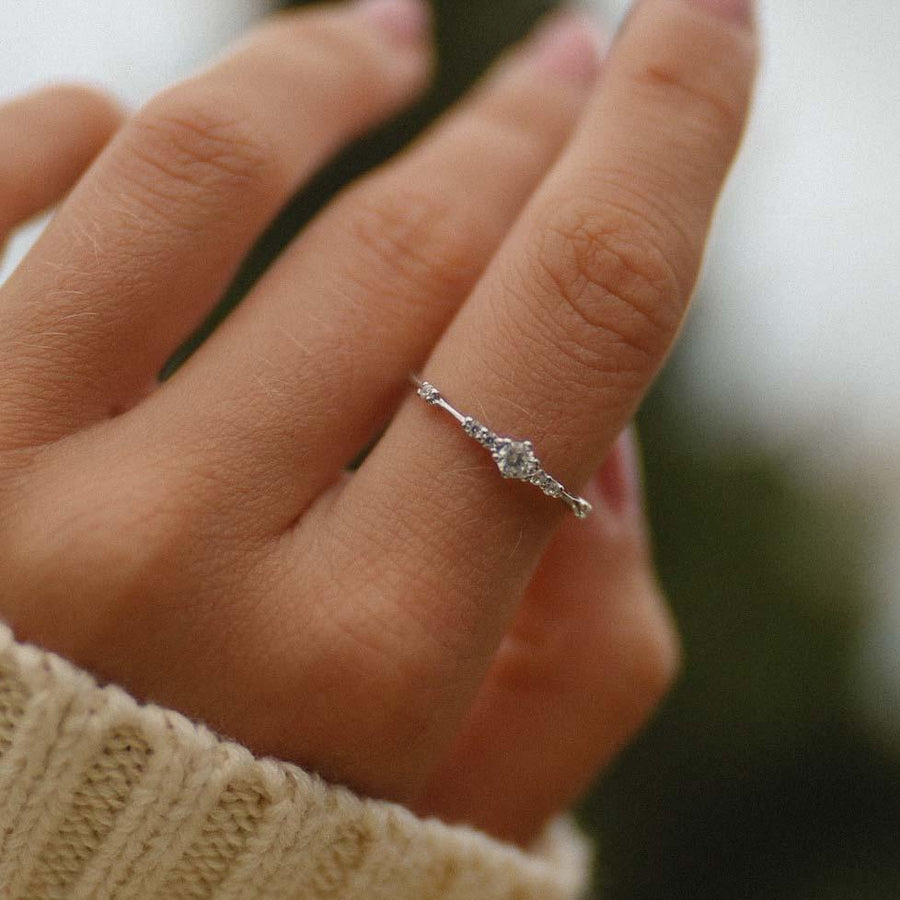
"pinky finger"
414,429,679,846
0,84,123,244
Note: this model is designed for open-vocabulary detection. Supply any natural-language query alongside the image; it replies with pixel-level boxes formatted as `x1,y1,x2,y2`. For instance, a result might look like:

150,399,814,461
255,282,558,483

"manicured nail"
684,0,754,26
595,426,644,517
355,0,431,44
528,11,605,86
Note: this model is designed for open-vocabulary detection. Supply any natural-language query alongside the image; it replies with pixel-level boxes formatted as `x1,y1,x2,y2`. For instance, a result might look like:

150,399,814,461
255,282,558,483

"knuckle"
122,88,287,204
530,202,684,368
627,1,758,151
0,456,181,621
11,488,137,589
462,99,558,170
639,59,748,145
632,0,758,152
0,485,101,623
339,182,485,300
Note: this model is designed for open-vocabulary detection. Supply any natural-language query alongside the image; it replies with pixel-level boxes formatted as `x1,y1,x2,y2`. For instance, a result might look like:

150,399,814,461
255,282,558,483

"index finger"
0,84,122,241
331,0,756,651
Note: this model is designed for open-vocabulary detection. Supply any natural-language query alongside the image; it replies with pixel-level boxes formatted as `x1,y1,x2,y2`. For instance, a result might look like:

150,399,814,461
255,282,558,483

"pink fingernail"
684,0,754,26
595,426,644,517
528,12,605,86
354,0,431,45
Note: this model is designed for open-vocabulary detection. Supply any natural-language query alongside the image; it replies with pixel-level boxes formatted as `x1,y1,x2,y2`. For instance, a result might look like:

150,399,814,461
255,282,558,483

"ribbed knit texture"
0,624,592,899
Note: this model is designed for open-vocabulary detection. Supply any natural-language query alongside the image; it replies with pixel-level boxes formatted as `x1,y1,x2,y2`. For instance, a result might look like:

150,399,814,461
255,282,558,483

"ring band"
411,375,593,519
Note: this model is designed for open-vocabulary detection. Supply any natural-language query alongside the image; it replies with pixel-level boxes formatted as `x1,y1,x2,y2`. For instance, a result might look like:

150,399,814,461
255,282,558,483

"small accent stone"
573,498,593,519
545,480,564,498
532,472,563,497
419,382,441,404
463,420,496,447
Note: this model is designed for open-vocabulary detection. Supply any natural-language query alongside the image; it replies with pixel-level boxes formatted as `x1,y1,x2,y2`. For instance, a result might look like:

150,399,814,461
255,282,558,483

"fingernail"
354,0,431,44
595,426,644,517
684,0,754,26
528,11,606,86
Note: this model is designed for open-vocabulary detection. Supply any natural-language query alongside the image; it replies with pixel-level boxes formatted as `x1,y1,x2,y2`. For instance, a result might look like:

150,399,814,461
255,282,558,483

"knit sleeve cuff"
0,623,593,899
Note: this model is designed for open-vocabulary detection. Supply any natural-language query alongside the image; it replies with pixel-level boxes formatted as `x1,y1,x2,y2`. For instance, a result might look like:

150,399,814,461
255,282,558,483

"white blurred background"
1,0,899,741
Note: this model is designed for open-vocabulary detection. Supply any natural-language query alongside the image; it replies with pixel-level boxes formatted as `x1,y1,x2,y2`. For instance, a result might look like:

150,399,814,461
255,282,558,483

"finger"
319,0,755,780
0,0,431,449
414,430,678,845
0,84,122,244
334,0,755,685
121,12,603,531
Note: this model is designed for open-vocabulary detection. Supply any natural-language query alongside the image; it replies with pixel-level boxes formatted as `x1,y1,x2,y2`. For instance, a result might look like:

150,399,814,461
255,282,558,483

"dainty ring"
411,375,593,519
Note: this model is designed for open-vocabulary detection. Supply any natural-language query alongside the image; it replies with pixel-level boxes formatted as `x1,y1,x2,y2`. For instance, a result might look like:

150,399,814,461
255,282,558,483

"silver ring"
411,375,593,519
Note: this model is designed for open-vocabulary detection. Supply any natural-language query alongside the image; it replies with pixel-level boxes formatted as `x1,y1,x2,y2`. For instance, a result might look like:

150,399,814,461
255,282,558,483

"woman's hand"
0,0,756,846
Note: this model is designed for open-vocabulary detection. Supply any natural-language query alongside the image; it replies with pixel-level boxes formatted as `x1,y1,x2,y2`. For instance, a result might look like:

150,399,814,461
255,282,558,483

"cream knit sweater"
0,623,592,899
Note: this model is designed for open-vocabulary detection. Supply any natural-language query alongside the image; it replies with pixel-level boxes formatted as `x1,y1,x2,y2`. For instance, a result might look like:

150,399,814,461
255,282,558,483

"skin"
0,0,757,847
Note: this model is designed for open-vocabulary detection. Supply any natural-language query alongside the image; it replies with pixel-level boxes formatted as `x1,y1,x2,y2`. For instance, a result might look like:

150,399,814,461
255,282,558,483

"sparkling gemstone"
545,480,563,498
532,472,562,497
573,498,593,519
494,440,538,479
419,383,441,404
464,417,483,437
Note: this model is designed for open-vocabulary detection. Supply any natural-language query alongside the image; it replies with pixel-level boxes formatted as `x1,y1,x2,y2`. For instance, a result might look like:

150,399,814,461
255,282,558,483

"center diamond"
493,440,539,480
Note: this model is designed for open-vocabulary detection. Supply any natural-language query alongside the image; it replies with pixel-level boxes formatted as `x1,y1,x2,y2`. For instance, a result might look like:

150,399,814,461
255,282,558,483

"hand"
0,0,756,845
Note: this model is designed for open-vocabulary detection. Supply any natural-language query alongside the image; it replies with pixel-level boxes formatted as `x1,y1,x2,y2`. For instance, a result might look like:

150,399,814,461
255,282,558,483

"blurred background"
2,1,899,896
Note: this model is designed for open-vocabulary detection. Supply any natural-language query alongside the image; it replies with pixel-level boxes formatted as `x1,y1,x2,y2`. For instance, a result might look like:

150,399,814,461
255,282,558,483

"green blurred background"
170,0,900,896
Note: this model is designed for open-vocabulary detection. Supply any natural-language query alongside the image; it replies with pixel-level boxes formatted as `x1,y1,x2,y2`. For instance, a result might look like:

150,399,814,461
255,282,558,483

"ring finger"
330,0,757,724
